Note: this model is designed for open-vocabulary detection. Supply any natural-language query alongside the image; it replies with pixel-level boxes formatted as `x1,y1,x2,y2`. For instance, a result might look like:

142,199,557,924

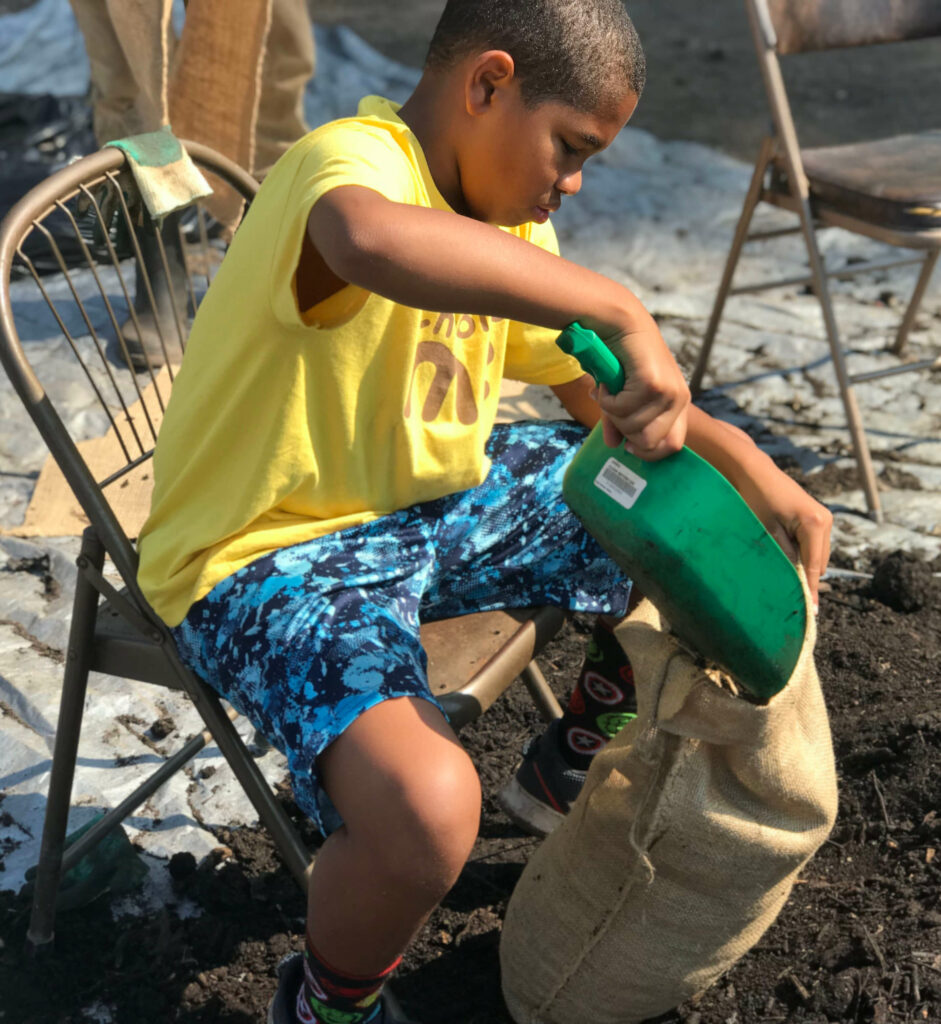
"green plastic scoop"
557,322,806,699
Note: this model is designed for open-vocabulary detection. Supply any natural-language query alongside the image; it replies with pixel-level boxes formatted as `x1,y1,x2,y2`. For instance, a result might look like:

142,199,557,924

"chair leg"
163,647,313,891
798,204,883,522
520,660,563,723
891,248,939,356
25,534,104,954
689,136,775,395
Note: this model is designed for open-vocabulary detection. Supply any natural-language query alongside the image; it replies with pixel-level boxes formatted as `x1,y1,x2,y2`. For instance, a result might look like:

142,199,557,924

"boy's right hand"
584,322,690,459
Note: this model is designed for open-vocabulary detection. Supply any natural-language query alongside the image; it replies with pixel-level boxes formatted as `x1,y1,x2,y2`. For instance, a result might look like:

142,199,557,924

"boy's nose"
557,169,582,196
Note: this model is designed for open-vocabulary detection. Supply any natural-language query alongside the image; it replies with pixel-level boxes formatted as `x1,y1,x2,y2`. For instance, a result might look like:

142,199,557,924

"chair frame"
689,0,941,522
0,142,564,954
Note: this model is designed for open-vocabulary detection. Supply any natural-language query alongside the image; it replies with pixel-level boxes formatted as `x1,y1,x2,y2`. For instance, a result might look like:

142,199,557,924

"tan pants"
69,0,314,176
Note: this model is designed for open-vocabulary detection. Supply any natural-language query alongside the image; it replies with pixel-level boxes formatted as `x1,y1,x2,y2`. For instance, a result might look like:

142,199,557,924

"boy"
137,1,832,1021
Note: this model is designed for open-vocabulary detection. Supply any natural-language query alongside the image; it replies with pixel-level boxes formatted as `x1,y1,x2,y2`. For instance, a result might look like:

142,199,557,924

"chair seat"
423,606,565,727
94,596,565,724
789,130,941,232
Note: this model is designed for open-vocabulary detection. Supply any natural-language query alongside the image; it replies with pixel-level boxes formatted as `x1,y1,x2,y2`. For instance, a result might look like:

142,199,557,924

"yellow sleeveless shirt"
137,96,582,626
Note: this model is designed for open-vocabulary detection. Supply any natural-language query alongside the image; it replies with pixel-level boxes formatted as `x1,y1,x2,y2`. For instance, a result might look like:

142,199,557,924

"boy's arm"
307,185,689,458
683,410,832,609
552,376,833,608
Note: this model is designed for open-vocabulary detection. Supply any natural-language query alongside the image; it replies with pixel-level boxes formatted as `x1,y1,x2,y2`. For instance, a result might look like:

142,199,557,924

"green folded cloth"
106,125,212,220
23,815,149,912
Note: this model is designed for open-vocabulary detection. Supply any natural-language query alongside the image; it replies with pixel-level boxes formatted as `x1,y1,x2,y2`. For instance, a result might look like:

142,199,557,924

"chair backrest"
0,142,258,602
744,0,941,197
757,0,941,54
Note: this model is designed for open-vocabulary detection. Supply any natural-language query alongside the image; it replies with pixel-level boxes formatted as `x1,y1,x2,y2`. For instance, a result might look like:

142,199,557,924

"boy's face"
459,77,638,228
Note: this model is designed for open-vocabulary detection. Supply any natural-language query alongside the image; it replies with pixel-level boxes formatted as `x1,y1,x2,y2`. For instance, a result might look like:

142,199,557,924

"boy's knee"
321,698,482,895
387,747,482,893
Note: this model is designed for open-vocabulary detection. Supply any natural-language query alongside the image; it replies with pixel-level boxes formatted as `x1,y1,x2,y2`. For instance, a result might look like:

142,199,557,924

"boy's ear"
465,50,516,115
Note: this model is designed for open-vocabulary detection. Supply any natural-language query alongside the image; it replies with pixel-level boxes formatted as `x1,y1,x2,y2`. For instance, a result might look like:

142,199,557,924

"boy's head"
415,0,645,226
426,0,646,113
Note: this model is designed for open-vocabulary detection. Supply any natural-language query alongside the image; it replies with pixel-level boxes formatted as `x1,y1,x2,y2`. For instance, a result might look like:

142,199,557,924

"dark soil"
2,553,939,1024
787,462,925,504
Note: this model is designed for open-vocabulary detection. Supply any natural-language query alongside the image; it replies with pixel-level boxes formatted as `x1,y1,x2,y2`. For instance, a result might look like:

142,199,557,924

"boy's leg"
266,697,476,1024
415,419,637,837
284,695,479,1023
172,520,481,1023
554,612,639,771
497,611,639,837
311,696,480,971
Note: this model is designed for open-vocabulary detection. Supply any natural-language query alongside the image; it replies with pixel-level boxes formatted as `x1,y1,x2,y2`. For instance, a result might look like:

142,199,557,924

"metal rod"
26,532,104,951
689,135,775,394
892,249,939,356
520,661,563,723
729,254,927,296
745,225,803,241
164,646,312,890
849,355,941,384
59,709,239,874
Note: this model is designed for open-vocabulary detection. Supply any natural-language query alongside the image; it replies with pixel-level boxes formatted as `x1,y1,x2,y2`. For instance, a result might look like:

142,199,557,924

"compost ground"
2,549,939,1024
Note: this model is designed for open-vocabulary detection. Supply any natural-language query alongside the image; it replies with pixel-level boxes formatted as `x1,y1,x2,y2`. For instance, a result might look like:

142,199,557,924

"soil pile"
869,550,939,614
1,558,939,1024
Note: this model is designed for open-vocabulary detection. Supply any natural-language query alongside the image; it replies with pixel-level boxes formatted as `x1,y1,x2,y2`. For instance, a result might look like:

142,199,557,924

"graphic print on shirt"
404,313,502,424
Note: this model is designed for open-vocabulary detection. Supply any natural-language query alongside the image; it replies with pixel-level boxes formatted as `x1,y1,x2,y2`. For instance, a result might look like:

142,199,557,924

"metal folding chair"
0,142,565,953
690,0,941,522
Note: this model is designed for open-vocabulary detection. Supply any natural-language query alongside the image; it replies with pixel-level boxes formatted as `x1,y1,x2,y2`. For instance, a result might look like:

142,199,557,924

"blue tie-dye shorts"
171,420,631,832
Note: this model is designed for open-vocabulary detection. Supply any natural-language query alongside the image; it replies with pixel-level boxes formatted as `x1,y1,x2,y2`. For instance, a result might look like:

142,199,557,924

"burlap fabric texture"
500,581,838,1024
68,0,313,226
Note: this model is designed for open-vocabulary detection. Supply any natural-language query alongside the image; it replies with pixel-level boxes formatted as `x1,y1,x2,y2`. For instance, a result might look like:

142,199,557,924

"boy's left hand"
731,457,833,612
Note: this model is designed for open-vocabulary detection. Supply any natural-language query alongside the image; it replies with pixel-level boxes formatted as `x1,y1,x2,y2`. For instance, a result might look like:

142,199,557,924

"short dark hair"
425,0,646,110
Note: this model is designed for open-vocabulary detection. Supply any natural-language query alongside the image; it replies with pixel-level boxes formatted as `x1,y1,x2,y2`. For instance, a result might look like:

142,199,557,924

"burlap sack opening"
500,575,838,1024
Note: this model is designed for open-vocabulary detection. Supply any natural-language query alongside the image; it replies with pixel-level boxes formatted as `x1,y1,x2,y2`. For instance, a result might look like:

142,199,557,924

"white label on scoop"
593,457,647,510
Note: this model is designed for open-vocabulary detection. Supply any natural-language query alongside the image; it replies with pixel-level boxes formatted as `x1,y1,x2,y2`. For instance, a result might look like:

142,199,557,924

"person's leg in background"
253,0,315,177
68,0,189,372
70,0,316,370
168,0,272,189
68,0,173,142
148,0,314,371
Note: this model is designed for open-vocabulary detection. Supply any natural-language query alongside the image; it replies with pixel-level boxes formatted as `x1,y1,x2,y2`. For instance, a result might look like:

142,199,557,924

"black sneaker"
497,719,587,838
268,951,421,1024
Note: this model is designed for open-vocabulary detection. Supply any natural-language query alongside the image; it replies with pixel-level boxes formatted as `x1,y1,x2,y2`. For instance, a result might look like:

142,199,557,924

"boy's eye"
561,139,579,156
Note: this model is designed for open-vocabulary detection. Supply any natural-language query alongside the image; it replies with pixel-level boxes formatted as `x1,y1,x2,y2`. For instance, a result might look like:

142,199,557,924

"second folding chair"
690,0,941,522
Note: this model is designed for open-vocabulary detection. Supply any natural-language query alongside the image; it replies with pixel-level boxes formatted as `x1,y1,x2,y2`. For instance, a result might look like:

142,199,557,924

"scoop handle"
556,321,625,394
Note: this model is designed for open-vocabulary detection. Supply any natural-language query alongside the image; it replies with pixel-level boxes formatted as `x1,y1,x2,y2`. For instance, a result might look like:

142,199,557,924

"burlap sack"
69,0,314,226
500,582,838,1024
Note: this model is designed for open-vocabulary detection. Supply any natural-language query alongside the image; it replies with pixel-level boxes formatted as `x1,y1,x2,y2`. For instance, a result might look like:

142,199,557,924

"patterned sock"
296,943,400,1024
556,618,637,771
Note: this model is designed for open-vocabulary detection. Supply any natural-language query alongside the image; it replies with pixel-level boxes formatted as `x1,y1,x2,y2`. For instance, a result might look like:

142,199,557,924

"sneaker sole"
497,777,566,838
